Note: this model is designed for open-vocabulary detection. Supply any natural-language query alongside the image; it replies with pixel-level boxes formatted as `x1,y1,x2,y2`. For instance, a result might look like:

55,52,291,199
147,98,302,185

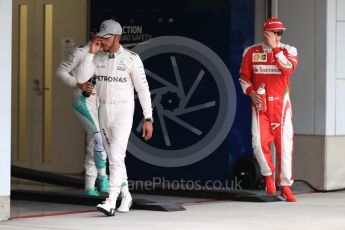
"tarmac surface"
2,186,345,230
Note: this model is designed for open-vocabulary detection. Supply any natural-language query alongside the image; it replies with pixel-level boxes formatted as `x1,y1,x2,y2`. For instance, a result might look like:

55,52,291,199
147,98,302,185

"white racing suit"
55,44,107,191
77,45,153,200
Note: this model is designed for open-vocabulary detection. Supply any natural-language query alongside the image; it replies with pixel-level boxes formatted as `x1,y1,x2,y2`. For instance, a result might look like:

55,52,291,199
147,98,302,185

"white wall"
279,0,320,135
0,0,12,221
319,0,345,135
0,0,12,196
278,0,345,136
314,0,327,135
325,0,337,135
277,0,345,190
278,0,325,134
334,0,345,134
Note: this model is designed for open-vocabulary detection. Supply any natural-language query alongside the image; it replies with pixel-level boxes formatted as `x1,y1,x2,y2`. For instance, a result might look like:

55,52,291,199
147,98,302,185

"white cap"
96,19,122,38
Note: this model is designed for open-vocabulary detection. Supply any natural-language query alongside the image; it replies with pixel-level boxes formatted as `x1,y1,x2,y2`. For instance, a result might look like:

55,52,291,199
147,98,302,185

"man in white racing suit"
77,19,153,216
56,43,109,196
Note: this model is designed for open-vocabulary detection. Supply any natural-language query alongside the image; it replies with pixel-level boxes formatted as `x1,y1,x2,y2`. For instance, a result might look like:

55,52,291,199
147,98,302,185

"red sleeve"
239,47,255,95
272,46,298,76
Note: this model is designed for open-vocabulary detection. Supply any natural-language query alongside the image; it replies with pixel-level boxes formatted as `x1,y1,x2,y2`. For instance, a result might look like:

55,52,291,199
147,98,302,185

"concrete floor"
1,191,345,230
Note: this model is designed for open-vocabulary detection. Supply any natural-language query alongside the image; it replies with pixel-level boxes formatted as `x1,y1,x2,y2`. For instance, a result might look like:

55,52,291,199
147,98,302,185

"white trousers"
99,102,133,199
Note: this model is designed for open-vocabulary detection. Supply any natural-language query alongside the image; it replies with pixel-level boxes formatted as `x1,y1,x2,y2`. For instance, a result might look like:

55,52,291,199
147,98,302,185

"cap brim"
266,27,286,31
95,32,113,38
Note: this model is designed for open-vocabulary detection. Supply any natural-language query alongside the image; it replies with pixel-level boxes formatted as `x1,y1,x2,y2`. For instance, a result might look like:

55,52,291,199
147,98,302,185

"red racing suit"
239,42,298,186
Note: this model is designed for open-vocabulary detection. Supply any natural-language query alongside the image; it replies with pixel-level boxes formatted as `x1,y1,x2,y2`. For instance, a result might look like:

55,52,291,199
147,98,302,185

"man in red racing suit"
239,18,298,202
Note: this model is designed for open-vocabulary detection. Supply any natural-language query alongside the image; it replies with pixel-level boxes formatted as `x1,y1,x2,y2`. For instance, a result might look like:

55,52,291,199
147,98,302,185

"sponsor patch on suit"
252,53,267,62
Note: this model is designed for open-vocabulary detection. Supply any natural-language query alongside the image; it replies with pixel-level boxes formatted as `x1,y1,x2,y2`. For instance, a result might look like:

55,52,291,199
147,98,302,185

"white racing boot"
117,193,132,213
97,198,116,216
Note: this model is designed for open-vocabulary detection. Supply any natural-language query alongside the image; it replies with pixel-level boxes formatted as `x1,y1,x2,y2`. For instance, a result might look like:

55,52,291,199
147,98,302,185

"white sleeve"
55,47,79,88
76,52,96,84
131,55,153,118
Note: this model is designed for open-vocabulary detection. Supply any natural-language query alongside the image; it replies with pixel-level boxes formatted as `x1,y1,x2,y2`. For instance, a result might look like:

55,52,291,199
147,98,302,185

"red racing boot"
265,175,276,195
281,186,297,202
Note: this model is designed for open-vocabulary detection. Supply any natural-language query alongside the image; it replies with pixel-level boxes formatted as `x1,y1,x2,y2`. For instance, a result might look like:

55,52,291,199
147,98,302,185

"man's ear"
115,35,121,42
